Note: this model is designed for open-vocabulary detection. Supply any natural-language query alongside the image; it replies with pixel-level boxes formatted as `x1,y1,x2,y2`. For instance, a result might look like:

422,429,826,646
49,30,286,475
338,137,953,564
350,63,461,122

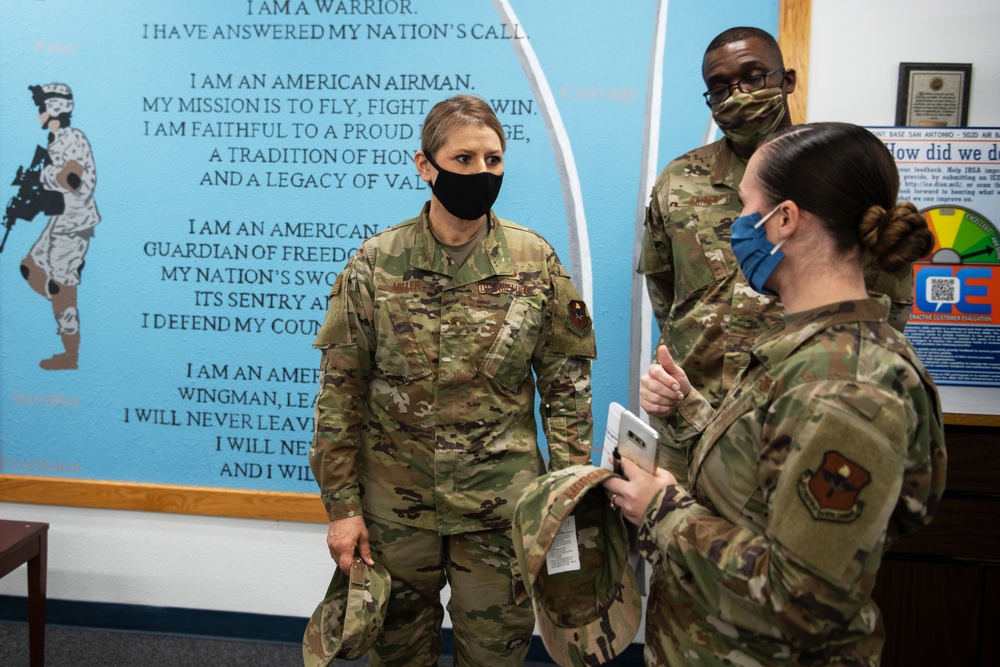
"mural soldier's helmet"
30,82,74,118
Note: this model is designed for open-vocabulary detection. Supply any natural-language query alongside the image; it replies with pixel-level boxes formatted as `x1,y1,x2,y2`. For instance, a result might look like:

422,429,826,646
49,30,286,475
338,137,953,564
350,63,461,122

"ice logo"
916,266,991,315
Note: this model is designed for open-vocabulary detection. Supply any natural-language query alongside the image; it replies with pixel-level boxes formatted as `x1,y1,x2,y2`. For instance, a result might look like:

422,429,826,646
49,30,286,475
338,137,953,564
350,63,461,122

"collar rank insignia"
797,450,871,522
565,300,593,337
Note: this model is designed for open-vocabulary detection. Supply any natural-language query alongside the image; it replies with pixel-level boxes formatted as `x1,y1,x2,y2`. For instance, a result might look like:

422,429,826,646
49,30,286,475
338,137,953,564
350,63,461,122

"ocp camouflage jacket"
310,204,596,535
638,296,946,666
638,138,916,483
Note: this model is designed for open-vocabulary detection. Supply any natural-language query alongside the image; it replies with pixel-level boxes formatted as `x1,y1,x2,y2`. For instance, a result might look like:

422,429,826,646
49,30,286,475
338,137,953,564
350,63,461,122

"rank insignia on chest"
797,450,871,522
565,300,592,337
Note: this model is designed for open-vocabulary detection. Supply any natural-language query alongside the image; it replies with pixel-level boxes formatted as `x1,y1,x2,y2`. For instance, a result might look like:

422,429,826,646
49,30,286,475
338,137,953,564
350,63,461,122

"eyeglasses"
703,67,785,106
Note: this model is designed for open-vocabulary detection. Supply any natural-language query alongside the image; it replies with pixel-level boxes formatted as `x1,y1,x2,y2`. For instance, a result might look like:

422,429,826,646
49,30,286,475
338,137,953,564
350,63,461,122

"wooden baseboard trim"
0,475,327,523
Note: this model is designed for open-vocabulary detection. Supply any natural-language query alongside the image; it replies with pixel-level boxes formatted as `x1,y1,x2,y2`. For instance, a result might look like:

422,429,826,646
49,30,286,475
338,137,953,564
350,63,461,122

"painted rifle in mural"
0,145,65,254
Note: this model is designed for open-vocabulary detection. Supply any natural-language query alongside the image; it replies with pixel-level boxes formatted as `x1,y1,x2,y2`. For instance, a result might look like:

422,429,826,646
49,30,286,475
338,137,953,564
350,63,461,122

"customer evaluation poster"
869,127,1000,387
0,1,782,491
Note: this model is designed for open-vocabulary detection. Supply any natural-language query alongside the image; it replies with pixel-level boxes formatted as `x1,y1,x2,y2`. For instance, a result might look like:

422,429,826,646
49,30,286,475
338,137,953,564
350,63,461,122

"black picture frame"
895,62,972,127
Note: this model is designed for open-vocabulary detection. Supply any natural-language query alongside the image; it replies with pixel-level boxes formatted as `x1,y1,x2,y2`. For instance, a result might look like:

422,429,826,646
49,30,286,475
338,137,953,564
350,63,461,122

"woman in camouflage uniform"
309,95,596,666
604,122,945,666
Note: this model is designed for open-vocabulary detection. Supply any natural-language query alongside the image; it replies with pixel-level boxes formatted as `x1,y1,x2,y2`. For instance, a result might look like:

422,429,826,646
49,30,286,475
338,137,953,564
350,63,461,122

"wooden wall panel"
874,559,983,667
0,475,327,523
779,0,811,123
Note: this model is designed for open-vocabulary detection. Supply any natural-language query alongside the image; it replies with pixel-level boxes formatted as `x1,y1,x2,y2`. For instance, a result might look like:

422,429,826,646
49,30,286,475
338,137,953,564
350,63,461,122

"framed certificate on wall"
896,62,972,127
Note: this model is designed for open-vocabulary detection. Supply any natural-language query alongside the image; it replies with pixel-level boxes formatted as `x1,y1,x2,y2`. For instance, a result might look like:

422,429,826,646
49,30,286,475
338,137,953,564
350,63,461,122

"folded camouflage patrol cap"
302,557,391,666
513,465,641,667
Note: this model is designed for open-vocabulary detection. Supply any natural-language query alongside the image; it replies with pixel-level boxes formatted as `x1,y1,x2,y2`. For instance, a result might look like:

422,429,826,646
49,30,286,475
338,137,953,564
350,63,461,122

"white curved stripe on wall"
491,0,593,307
628,0,669,414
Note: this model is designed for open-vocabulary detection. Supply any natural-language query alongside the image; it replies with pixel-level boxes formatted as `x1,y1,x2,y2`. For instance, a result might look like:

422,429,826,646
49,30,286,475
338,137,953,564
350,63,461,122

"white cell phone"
616,409,658,475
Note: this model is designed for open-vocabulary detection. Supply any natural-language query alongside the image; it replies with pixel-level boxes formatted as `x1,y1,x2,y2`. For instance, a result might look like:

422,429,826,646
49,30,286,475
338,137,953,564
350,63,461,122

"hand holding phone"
616,409,658,476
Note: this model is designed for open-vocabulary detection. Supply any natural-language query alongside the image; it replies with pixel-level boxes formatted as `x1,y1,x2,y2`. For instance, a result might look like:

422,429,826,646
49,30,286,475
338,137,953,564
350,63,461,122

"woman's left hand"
640,345,692,417
602,455,677,526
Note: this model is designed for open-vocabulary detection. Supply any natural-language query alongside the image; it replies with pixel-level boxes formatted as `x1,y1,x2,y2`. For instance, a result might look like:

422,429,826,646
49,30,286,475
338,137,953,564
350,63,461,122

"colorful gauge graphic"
922,205,1000,264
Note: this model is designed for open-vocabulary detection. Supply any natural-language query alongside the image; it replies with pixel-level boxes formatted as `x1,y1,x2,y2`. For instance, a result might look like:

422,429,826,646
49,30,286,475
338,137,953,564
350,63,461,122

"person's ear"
783,68,797,95
776,200,801,242
414,150,434,183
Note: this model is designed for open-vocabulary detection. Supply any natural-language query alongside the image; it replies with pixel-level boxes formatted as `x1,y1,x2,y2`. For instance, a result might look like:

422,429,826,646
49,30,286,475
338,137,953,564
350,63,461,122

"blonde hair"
420,95,506,159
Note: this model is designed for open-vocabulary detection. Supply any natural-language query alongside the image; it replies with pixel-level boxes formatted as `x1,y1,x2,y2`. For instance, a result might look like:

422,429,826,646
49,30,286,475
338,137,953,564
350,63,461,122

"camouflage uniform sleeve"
42,129,97,198
638,177,674,331
885,362,947,538
309,249,376,521
671,386,715,440
535,258,596,471
637,379,939,649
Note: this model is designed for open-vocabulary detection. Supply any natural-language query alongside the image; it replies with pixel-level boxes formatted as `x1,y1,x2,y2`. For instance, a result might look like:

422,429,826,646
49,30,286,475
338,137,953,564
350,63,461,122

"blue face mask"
730,204,785,296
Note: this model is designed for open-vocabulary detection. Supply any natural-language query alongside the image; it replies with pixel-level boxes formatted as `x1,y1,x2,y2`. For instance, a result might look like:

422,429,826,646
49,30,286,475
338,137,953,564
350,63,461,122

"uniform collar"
709,138,747,191
752,296,891,372
410,202,513,285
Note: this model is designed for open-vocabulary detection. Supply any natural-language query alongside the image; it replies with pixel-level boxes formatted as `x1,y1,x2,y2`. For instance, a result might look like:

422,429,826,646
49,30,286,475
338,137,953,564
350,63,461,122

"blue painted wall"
0,0,776,491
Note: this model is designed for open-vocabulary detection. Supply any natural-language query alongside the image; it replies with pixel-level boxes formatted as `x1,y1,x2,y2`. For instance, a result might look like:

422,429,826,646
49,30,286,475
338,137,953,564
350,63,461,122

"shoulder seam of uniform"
495,219,551,244
665,140,722,167
360,215,420,262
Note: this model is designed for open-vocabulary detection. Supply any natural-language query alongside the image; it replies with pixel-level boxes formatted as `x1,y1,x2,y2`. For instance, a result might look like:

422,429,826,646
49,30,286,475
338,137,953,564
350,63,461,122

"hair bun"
858,204,889,250
859,201,933,273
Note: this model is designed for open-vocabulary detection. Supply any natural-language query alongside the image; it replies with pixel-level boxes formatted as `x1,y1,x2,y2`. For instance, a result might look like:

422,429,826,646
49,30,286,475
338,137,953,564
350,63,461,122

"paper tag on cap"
545,515,582,574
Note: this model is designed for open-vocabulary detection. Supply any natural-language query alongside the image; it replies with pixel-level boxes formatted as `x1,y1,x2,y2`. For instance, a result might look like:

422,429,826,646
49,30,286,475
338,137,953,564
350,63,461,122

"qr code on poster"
929,277,958,302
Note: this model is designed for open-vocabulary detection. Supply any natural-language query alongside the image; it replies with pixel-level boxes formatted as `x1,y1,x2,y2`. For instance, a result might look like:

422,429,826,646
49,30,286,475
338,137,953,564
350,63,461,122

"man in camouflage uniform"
310,198,596,665
625,295,946,666
20,83,100,370
638,28,913,479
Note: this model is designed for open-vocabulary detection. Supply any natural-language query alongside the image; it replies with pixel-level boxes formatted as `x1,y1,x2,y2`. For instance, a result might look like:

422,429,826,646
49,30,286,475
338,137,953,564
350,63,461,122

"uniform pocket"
668,205,738,300
480,297,542,393
374,294,432,386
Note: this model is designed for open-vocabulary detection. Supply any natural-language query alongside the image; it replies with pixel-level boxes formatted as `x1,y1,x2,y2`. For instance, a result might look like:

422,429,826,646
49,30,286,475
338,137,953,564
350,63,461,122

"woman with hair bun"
604,122,947,666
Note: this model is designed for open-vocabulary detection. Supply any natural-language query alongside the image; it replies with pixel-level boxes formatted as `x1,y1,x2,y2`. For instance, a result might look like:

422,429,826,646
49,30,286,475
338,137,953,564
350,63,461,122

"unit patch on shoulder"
797,450,871,522
565,299,592,337
330,272,343,296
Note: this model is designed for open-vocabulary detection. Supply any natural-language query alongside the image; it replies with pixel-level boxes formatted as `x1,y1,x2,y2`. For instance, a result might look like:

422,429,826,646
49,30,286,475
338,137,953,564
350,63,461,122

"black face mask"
425,153,503,221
